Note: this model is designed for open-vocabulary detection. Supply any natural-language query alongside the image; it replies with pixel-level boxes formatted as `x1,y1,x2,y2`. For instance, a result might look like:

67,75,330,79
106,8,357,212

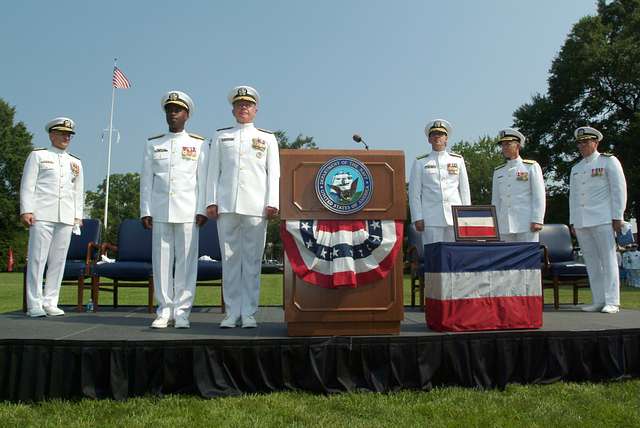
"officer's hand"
530,223,543,232
265,206,279,220
75,218,83,227
20,213,35,227
612,219,623,233
141,216,153,230
196,214,208,227
207,205,218,219
414,220,425,232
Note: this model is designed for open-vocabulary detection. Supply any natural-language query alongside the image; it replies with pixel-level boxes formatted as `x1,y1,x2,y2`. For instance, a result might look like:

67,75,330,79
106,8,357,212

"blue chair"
540,224,590,309
91,219,154,312
22,218,101,312
196,219,224,311
406,223,425,308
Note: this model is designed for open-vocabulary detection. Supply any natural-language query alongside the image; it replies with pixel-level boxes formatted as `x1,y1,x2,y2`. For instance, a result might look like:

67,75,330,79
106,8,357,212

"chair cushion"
198,220,222,260
197,260,222,281
93,261,153,280
117,219,152,262
63,260,88,279
66,219,101,260
540,224,575,262
548,260,588,277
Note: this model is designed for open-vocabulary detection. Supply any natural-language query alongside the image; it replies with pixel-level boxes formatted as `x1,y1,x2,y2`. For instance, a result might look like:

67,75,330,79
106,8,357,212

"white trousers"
422,226,455,245
217,213,267,319
152,222,199,319
575,224,619,306
501,231,539,242
26,220,73,311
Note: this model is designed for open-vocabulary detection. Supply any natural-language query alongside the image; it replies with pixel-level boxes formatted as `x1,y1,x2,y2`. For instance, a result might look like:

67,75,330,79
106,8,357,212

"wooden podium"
280,149,406,336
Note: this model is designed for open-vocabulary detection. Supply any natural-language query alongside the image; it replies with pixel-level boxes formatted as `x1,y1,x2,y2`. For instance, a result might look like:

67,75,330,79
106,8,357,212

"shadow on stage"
1,305,639,401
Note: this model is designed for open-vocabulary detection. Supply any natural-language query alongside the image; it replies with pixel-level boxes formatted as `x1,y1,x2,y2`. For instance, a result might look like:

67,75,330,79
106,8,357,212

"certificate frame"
452,205,501,242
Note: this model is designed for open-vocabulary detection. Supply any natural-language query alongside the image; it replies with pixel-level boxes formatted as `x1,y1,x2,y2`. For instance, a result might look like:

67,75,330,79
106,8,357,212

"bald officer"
20,117,84,317
206,85,280,329
491,128,545,242
140,91,209,329
409,119,470,244
570,126,627,314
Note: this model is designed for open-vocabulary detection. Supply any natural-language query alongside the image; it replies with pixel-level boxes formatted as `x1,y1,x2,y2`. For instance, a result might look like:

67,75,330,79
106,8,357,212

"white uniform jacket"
206,123,280,217
491,157,546,234
569,151,627,228
409,150,471,227
140,131,208,223
20,147,84,226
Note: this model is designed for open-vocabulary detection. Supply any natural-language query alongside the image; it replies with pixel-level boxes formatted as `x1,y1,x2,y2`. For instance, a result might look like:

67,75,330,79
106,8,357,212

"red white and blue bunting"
281,219,404,288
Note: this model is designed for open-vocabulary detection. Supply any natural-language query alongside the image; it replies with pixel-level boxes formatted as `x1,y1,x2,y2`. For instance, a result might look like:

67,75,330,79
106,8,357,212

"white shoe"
220,315,239,328
26,308,46,318
174,316,190,329
581,303,604,312
43,306,65,316
241,315,257,329
151,316,171,329
601,305,620,314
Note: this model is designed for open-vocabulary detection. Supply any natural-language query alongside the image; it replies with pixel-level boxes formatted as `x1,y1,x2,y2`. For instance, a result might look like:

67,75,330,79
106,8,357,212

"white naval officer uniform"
20,123,84,313
491,157,545,242
206,122,280,321
409,150,471,244
570,147,626,309
140,129,208,321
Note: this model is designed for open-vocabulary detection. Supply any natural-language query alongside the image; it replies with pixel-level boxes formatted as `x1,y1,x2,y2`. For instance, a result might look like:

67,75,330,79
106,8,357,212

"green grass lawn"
1,272,639,425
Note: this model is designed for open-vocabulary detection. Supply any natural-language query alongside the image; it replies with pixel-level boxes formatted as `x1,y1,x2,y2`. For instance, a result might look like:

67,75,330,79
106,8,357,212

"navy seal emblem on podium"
315,157,373,214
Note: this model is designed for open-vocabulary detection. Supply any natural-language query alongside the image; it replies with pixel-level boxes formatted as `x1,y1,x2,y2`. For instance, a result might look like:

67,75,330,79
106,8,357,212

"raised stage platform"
1,306,639,401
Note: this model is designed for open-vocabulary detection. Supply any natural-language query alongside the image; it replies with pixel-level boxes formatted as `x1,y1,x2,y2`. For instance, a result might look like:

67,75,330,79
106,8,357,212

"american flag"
112,66,131,89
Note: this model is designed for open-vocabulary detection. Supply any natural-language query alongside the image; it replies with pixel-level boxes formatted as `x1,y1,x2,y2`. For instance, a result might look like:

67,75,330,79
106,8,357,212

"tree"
0,99,34,268
513,0,640,222
266,131,318,260
274,131,318,149
451,136,504,205
85,173,140,244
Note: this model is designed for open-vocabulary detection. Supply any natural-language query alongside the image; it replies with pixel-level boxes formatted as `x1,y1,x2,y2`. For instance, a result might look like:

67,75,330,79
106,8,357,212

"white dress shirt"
409,150,470,227
20,146,84,226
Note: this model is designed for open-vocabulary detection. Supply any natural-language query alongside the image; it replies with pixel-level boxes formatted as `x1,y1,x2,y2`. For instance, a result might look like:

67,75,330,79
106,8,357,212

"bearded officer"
409,119,470,244
570,126,627,314
140,91,209,329
20,117,84,317
206,85,280,328
491,128,545,242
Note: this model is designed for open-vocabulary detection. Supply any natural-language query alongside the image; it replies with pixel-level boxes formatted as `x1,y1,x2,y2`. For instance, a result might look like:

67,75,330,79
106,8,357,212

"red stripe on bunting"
425,295,543,331
314,220,367,232
280,220,404,288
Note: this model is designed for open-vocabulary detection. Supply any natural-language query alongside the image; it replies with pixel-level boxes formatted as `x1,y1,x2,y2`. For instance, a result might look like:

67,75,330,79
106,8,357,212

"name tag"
220,137,234,142
153,152,169,160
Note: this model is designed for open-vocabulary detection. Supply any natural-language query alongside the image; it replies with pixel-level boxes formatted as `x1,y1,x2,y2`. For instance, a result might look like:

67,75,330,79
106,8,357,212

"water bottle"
86,299,94,312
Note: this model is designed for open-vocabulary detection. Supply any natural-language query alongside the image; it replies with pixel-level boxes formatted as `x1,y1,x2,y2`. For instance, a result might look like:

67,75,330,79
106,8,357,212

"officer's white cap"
425,119,452,137
574,126,603,142
228,85,259,105
498,128,526,148
45,117,75,134
161,90,194,115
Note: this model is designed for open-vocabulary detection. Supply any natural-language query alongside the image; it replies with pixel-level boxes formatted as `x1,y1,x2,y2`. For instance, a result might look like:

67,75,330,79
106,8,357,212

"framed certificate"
452,205,500,242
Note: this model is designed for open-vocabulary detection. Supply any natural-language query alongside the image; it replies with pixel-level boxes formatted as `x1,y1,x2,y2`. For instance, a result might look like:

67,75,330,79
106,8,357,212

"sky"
1,0,598,192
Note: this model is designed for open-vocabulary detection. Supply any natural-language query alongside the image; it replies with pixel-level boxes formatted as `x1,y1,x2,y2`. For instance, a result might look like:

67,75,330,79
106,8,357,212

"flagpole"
104,58,117,232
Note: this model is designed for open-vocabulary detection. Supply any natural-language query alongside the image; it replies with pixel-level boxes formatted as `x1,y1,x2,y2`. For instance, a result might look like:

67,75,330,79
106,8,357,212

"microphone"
353,134,369,150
